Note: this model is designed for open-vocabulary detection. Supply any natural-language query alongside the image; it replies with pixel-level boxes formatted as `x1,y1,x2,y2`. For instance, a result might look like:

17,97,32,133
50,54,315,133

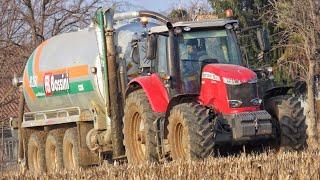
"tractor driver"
186,39,199,60
181,39,201,93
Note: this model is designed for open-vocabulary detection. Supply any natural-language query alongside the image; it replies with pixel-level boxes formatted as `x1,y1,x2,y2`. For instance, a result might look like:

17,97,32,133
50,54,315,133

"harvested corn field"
2,150,320,179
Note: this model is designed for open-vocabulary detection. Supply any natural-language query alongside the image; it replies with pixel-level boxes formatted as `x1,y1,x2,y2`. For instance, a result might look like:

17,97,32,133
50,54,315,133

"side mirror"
145,34,157,60
257,28,271,52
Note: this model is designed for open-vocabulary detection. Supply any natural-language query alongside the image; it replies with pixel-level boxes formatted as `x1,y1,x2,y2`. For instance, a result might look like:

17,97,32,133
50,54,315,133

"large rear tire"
27,132,47,173
167,103,215,160
123,89,158,164
265,95,307,151
45,130,64,172
63,128,80,170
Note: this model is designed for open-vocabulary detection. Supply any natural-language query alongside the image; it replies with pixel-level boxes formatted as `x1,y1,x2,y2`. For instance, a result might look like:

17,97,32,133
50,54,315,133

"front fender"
126,74,169,113
164,94,198,119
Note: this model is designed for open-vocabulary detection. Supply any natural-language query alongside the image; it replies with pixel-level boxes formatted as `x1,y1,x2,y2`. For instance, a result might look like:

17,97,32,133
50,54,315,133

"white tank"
22,21,158,112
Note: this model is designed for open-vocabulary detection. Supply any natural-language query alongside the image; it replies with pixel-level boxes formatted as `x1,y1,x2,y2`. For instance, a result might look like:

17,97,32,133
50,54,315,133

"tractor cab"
146,18,273,97
173,21,242,93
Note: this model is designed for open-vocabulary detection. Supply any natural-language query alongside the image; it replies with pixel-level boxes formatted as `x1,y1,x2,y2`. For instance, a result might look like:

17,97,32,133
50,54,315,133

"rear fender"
126,74,169,113
262,86,292,108
263,86,292,101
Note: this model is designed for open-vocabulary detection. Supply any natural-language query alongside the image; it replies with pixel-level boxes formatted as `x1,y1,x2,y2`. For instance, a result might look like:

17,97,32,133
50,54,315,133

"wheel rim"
172,122,188,159
130,112,146,163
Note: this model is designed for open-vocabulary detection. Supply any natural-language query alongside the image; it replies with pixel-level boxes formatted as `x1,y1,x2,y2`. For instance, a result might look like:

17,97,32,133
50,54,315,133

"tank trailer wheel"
265,95,307,151
27,132,47,173
63,128,80,170
167,103,215,160
45,130,64,172
123,89,158,164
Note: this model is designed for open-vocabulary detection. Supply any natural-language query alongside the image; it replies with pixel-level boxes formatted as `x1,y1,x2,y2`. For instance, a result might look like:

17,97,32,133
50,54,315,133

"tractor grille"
226,83,258,107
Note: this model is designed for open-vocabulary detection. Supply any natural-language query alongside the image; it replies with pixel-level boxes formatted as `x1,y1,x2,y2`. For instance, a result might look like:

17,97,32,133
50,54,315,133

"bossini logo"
44,73,69,96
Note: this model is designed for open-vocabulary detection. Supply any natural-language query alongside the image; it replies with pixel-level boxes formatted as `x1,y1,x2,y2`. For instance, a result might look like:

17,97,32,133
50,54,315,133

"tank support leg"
17,88,26,169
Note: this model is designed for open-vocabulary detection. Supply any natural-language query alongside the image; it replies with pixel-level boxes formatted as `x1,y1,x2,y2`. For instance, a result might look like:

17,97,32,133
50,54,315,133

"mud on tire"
167,103,215,160
27,131,47,173
45,129,64,172
265,95,307,151
63,128,80,170
123,89,158,164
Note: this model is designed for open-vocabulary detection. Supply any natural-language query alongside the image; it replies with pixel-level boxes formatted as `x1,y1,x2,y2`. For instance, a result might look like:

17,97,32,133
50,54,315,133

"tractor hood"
202,64,257,84
199,63,260,114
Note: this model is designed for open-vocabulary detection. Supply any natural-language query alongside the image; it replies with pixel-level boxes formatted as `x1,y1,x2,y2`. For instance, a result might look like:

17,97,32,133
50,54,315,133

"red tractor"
123,19,307,163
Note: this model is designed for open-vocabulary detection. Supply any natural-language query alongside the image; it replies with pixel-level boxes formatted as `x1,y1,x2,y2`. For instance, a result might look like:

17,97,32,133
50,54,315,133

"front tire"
123,89,158,164
265,95,307,151
167,103,215,160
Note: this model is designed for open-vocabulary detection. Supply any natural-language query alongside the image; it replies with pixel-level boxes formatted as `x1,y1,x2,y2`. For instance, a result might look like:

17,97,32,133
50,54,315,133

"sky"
124,0,194,12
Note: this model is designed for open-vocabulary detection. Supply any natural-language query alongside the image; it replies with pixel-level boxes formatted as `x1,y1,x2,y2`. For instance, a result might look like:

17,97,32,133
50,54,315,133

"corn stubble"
2,150,320,179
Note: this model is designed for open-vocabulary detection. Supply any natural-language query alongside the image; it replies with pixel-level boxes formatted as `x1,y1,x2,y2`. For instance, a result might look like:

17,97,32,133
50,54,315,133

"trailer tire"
63,128,80,170
265,95,307,151
27,131,47,173
167,103,215,160
45,130,64,172
123,89,158,164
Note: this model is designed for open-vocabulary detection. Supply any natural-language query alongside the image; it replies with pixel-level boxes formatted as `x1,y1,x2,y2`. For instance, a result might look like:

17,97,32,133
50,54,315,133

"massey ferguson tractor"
11,7,307,172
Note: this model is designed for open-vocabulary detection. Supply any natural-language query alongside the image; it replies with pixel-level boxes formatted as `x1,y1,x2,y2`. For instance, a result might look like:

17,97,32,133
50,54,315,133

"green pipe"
96,10,110,115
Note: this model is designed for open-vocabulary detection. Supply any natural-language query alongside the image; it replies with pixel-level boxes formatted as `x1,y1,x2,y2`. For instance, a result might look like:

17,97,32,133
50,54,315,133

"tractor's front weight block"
226,110,273,141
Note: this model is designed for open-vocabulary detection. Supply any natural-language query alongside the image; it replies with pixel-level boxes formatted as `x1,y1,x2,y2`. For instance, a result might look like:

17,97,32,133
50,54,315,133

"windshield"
179,29,241,64
178,29,241,93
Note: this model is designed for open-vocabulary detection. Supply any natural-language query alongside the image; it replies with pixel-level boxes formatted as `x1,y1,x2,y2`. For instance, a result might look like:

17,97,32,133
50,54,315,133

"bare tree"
5,0,104,46
270,0,320,148
166,0,212,22
110,0,145,12
186,0,212,19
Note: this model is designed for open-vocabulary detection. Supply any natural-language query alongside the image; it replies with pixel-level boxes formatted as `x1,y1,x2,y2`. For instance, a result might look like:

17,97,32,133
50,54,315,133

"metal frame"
22,107,88,128
150,19,238,33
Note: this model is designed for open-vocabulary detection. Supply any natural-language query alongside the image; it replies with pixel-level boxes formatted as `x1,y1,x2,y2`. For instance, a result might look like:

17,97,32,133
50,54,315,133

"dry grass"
1,150,320,180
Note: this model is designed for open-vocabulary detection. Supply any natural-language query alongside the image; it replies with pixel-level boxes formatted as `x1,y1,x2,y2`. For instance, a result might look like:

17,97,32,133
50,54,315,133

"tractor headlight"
229,100,243,108
266,67,273,72
223,77,241,85
250,98,262,106
248,78,257,84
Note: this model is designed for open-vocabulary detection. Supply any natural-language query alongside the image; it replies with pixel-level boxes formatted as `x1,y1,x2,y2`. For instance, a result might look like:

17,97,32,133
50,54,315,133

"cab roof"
149,19,238,34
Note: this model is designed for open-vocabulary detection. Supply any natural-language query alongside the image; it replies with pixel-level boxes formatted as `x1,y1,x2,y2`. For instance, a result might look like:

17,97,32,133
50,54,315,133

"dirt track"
1,150,320,179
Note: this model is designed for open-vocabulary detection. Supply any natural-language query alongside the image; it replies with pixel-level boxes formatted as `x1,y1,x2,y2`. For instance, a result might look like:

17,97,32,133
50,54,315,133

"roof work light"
225,8,234,18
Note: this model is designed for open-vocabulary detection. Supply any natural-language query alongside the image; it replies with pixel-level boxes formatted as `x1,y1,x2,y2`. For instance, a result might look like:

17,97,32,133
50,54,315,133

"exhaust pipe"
167,22,182,95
